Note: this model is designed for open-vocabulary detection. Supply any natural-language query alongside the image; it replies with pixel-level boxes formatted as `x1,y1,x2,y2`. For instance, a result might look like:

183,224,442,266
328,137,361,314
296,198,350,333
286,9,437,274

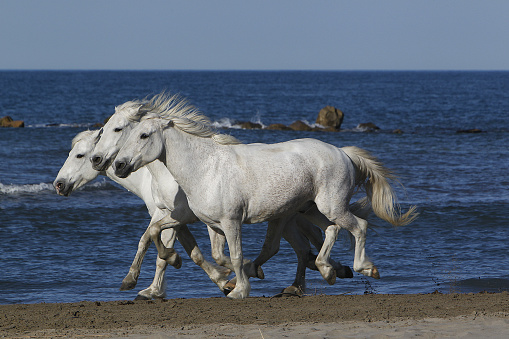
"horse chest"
151,181,177,211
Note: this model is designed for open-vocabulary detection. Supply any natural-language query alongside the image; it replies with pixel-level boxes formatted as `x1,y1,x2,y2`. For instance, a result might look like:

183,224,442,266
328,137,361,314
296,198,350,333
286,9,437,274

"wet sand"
1,292,508,338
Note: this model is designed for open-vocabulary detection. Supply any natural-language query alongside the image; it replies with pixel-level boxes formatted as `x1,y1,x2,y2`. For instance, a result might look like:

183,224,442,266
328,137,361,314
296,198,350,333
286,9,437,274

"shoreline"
1,292,508,338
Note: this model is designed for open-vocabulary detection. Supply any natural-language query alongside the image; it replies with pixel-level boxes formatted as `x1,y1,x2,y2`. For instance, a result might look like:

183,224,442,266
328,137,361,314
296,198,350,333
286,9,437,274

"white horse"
90,94,357,295
53,129,231,299
113,95,418,299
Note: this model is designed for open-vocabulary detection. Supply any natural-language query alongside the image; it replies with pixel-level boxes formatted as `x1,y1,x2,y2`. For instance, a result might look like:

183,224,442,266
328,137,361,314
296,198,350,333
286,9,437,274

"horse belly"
244,184,313,224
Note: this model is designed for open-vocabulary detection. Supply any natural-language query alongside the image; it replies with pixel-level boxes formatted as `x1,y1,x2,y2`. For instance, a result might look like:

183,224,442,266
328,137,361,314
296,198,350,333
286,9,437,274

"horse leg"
120,223,152,291
120,209,181,291
221,220,250,299
297,209,353,279
300,206,345,284
347,215,379,278
135,228,177,300
207,226,261,296
223,218,286,295
208,226,259,275
279,216,310,296
247,218,289,279
313,202,378,280
176,225,231,291
148,213,182,264
208,226,229,267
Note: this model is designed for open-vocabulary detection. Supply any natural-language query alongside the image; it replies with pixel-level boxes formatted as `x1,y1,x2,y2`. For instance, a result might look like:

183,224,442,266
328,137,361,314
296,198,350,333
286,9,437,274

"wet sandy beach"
1,292,508,338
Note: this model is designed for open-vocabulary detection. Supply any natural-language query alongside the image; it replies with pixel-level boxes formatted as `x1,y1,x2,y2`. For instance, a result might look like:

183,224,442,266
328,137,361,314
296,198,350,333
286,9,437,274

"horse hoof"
120,276,138,291
322,267,337,285
120,281,136,291
226,288,248,299
371,266,380,279
337,266,354,279
257,265,265,280
134,294,151,301
281,286,303,297
326,272,337,285
169,254,182,269
223,280,236,296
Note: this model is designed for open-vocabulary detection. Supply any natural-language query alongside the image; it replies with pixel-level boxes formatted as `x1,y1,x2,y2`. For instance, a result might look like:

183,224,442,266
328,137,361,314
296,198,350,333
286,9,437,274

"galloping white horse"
113,95,418,299
53,129,231,299
90,94,357,295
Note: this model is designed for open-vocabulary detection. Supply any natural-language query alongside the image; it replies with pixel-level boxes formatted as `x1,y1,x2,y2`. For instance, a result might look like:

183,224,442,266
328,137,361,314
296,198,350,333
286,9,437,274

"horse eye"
140,133,149,139
76,154,84,159
114,127,123,132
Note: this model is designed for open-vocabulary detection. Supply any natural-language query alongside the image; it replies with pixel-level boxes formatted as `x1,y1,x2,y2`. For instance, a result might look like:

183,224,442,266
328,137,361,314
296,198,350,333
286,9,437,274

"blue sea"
1,71,508,305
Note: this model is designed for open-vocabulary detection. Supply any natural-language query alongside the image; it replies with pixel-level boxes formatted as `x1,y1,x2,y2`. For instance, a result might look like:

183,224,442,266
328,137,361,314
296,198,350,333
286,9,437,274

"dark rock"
0,116,24,128
456,128,483,134
356,122,380,132
392,129,404,134
239,121,263,129
289,120,313,131
265,123,292,131
316,106,344,130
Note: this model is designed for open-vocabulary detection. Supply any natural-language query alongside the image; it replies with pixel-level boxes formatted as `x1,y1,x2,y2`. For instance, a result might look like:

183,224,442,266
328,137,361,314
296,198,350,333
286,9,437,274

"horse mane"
71,130,99,149
115,100,146,122
141,92,241,145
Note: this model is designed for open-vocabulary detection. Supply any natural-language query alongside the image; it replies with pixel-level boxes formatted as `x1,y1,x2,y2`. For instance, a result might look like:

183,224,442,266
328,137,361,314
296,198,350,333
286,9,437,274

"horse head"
54,130,102,196
114,117,169,178
91,102,143,171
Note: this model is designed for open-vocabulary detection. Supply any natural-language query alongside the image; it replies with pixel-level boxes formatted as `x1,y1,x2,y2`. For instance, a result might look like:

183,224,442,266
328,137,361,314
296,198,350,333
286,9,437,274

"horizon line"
1,68,508,72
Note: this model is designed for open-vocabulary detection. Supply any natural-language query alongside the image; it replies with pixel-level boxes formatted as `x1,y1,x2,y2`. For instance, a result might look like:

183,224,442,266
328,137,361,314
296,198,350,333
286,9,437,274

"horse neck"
146,160,174,183
161,127,222,192
106,166,153,202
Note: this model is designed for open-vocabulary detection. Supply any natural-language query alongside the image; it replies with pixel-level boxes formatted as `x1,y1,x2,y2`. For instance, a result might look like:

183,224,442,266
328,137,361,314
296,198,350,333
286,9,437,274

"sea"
1,71,508,305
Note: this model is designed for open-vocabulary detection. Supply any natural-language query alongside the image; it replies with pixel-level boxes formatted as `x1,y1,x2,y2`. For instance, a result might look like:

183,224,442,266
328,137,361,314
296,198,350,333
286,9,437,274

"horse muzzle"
54,180,73,197
114,159,134,178
90,154,111,171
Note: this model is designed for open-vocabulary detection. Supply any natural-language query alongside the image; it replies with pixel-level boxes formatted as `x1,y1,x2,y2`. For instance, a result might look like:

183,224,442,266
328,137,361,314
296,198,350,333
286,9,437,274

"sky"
1,0,508,70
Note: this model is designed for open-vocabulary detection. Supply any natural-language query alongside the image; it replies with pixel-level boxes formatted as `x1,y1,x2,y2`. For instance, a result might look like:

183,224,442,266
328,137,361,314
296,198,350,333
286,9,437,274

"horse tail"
341,146,418,227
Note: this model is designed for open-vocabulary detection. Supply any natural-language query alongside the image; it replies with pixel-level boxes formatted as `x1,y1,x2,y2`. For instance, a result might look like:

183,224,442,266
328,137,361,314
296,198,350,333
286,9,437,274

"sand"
1,292,508,338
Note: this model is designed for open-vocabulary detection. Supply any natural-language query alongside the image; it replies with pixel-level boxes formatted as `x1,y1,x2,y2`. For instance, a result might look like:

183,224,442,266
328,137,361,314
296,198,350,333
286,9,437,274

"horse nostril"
56,182,63,190
92,156,102,165
115,161,126,171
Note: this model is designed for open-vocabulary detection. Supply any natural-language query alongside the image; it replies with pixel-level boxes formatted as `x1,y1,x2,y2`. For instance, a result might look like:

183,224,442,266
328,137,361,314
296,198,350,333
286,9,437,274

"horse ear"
95,128,103,142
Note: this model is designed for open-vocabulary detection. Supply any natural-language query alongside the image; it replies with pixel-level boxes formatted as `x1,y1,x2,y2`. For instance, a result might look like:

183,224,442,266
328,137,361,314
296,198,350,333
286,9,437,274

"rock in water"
0,116,24,128
315,106,344,130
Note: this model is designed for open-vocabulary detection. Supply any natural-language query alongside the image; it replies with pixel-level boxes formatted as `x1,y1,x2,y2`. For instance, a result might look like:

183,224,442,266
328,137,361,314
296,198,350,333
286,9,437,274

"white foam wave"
212,118,239,129
27,123,94,128
0,182,54,195
0,179,115,195
212,117,267,129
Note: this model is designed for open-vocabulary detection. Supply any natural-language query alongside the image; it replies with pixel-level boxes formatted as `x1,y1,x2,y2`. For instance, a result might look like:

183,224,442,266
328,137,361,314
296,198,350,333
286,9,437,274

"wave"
16,118,509,134
0,182,54,195
0,179,116,196
211,118,329,130
26,123,96,128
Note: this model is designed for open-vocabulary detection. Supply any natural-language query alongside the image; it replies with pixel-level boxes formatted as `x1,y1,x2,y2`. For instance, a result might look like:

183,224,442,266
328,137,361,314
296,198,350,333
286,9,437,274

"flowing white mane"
141,92,241,145
71,130,99,148
115,100,145,122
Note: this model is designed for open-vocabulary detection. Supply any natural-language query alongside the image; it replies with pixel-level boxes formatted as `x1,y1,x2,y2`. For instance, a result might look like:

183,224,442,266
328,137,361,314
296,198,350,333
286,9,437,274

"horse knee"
189,247,205,266
212,253,228,267
149,224,161,240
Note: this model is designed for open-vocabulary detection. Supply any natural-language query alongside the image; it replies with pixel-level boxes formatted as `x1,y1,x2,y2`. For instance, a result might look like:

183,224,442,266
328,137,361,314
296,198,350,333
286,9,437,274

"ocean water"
1,71,508,304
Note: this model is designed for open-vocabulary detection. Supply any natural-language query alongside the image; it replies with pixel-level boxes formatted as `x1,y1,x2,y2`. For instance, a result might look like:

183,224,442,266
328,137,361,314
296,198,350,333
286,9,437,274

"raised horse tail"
341,146,418,227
